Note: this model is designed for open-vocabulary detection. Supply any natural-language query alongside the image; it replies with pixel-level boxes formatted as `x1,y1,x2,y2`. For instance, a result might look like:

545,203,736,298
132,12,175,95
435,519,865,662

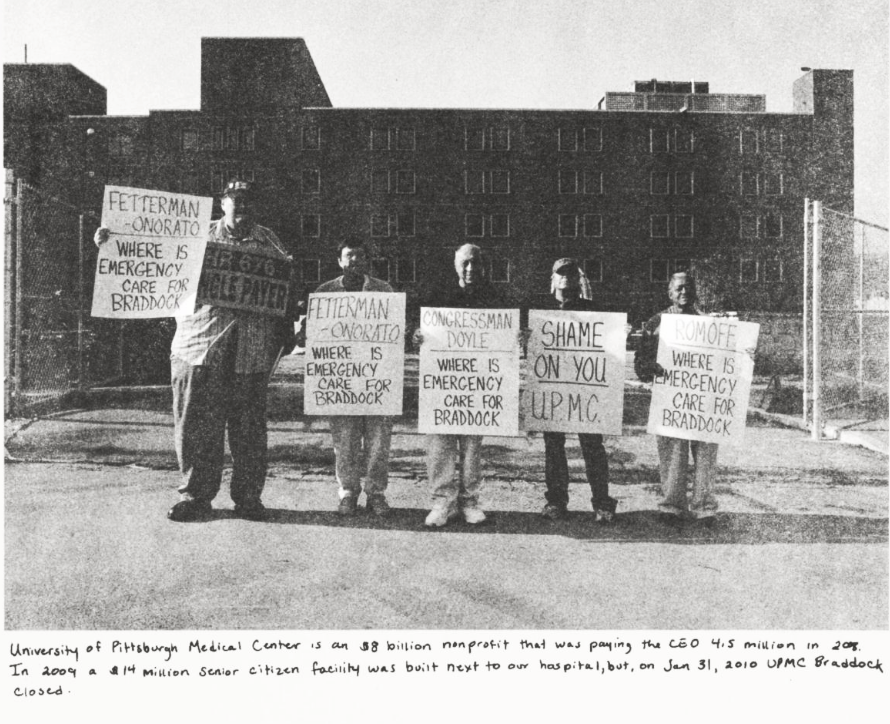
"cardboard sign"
304,292,406,416
418,307,520,436
523,310,627,434
647,315,760,446
91,186,211,318
196,242,292,317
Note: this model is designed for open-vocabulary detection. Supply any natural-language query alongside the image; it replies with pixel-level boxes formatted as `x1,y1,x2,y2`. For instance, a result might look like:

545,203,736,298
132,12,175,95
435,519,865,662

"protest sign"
647,315,760,446
304,292,406,416
196,241,292,317
523,310,627,434
418,307,519,436
91,186,211,318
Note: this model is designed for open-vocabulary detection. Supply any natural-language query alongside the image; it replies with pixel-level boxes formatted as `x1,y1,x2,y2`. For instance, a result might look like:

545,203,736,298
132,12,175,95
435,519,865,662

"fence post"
811,200,822,441
14,179,25,403
78,213,86,390
802,197,809,426
858,224,865,402
4,170,16,414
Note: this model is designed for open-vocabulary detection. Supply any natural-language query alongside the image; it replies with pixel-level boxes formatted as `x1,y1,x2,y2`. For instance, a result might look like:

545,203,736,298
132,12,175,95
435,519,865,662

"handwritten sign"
304,292,406,416
647,316,760,445
91,186,211,318
196,242,292,317
418,307,519,436
523,310,627,434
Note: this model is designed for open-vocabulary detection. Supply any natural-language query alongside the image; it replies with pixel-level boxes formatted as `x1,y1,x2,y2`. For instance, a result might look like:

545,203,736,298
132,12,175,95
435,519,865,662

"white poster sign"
418,307,520,436
523,310,627,434
91,186,211,318
304,292,406,416
647,315,760,446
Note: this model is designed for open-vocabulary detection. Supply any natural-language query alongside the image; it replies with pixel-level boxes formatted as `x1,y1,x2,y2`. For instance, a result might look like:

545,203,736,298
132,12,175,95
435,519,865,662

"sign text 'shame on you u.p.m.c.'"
91,186,211,319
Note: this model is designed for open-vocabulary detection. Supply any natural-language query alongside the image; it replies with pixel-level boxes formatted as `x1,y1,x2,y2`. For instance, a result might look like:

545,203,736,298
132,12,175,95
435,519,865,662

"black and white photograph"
3,0,887,719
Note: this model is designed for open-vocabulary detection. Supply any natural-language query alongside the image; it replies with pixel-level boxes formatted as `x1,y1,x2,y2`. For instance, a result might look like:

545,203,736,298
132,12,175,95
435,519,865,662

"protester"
634,272,719,524
414,244,511,527
95,179,294,522
534,258,619,522
313,240,395,517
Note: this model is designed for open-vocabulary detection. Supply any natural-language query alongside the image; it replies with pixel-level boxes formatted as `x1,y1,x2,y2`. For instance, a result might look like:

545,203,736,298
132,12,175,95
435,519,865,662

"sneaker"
167,499,212,522
234,502,268,521
594,508,616,524
338,495,358,517
366,494,391,518
541,503,567,521
462,506,487,525
424,503,458,527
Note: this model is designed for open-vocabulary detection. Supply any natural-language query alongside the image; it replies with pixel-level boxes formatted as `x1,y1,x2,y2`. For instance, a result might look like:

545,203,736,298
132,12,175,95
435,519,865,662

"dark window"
490,258,510,283
370,128,390,151
558,128,578,151
740,171,759,195
651,259,670,282
397,210,415,236
763,212,783,237
465,213,484,237
395,170,415,194
740,214,759,238
584,126,602,152
492,127,511,151
584,258,603,282
673,129,694,153
301,168,320,194
559,214,578,237
583,170,603,195
372,258,390,280
181,130,200,152
675,215,694,238
465,170,485,194
108,133,134,156
371,169,389,193
301,125,320,151
301,214,320,237
559,170,578,194
650,215,669,238
370,214,390,237
650,129,669,153
491,214,510,237
761,257,783,282
651,172,670,195
396,128,416,151
740,129,758,154
675,171,694,195
465,128,485,151
490,170,510,194
764,172,783,195
740,258,758,282
763,129,783,155
583,214,603,237
396,257,416,283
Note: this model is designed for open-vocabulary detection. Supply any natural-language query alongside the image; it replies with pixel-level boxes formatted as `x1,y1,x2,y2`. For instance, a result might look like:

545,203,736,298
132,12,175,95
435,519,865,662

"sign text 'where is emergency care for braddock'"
523,310,627,435
647,315,760,446
91,186,211,318
418,308,520,436
304,293,406,416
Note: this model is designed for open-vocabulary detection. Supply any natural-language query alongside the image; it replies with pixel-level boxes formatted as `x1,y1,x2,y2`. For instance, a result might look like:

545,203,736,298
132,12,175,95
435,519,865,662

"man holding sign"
95,179,294,522
635,272,756,524
310,240,399,518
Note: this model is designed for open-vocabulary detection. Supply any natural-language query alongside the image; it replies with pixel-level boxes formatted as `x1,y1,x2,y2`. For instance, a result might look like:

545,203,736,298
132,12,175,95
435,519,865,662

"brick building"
4,37,853,325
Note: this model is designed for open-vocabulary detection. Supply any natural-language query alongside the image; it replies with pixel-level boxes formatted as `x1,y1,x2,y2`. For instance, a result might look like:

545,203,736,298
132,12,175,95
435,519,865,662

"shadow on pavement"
198,507,888,545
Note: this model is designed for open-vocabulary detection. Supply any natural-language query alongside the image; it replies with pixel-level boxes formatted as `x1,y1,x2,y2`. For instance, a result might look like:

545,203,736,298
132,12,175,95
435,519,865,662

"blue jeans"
329,416,393,499
544,432,616,512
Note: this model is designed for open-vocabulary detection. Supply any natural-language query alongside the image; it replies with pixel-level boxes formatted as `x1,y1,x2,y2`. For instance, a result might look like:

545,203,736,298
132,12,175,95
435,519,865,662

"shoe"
234,502,268,521
167,499,211,522
541,503,567,521
462,506,487,525
366,494,391,517
338,495,358,517
594,509,616,524
425,503,458,527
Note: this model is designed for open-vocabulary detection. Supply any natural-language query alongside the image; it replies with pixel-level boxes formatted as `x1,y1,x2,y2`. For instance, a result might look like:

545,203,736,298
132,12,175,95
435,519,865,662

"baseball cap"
221,179,254,197
552,258,581,274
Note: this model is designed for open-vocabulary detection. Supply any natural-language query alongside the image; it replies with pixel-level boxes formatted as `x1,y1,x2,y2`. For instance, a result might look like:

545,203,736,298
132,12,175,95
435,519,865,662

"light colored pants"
330,416,393,499
426,434,483,508
656,436,719,516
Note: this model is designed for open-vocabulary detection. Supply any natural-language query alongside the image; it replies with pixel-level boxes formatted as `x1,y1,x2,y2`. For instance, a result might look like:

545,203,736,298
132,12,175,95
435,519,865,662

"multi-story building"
5,37,853,325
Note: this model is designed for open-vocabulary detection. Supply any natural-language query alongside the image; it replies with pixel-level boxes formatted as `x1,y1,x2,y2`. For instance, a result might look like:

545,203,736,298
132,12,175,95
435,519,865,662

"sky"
4,0,888,224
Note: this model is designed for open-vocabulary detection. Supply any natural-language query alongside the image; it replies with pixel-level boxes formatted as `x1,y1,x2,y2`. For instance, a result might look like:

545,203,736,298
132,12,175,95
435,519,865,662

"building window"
761,257,783,282
675,215,694,238
396,128,416,151
740,214,759,238
650,259,671,282
650,215,670,238
740,258,759,282
466,170,510,193
584,259,603,282
490,170,510,194
181,130,200,152
489,259,510,283
740,129,758,154
763,212,783,237
372,258,390,280
583,170,603,195
396,257,416,283
397,210,415,236
108,133,134,157
583,214,603,238
584,126,603,152
370,214,390,237
675,171,694,195
492,127,510,151
465,126,511,151
763,172,784,195
302,259,321,283
763,129,783,155
650,172,670,195
395,169,416,194
673,129,694,153
371,128,415,151
212,125,255,151
650,129,669,153
465,128,485,151
370,128,390,151
465,170,485,194
301,168,320,194
301,214,320,237
558,128,578,152
558,170,578,194
301,125,321,151
371,169,389,193
465,213,484,237
490,213,510,237
559,214,578,237
740,171,759,195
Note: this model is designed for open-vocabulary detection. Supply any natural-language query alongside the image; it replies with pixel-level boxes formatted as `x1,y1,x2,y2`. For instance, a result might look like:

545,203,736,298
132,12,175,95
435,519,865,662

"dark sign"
195,241,292,317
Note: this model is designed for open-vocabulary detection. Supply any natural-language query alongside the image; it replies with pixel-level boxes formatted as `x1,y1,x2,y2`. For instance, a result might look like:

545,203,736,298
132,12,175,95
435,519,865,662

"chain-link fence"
5,173,128,415
804,199,889,436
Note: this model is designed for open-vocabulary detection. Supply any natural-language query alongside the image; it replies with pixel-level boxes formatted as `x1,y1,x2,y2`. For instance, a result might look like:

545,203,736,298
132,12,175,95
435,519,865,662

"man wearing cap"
634,272,719,524
95,179,293,522
313,239,396,518
536,258,619,522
